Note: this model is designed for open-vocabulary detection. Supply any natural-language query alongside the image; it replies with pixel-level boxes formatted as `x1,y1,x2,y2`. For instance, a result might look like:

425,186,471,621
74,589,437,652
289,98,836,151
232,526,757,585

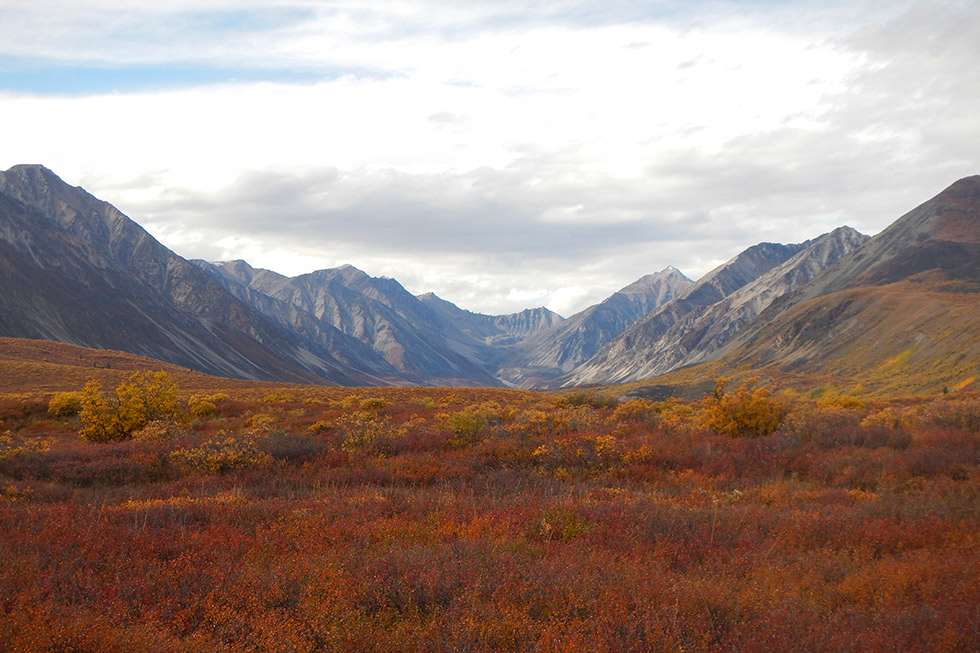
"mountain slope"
560,241,811,386
0,165,401,385
495,266,693,386
4,163,974,393
198,260,512,386
707,175,980,393
564,227,869,385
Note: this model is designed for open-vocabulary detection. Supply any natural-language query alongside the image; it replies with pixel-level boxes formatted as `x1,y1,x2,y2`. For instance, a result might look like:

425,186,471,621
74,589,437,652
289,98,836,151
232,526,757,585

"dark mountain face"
0,164,568,387
0,165,402,385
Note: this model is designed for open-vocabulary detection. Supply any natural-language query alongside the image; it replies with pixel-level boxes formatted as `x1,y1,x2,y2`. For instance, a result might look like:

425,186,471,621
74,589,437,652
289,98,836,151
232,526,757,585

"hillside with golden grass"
0,337,292,396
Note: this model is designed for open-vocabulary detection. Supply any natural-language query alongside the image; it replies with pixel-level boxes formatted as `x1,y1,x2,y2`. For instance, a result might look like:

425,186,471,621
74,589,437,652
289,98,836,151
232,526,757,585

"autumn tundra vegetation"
1,369,979,651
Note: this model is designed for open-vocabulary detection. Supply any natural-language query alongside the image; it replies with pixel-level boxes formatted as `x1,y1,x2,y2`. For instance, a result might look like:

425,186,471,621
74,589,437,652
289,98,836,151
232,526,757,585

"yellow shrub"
48,391,84,418
441,393,466,406
170,437,271,474
188,393,228,418
308,420,331,435
336,413,392,453
861,405,922,430
132,420,181,441
0,432,50,460
441,401,507,445
817,389,867,410
359,397,389,411
700,378,788,438
188,398,217,418
79,371,181,443
611,398,657,423
263,392,296,403
116,371,180,422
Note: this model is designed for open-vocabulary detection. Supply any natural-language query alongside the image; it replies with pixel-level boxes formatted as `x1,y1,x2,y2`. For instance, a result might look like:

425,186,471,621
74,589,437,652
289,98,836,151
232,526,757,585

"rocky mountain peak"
619,266,692,297
3,163,975,390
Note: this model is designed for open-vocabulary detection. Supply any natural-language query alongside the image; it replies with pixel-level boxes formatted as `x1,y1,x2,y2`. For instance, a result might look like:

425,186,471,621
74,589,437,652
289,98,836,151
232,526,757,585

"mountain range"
0,163,977,394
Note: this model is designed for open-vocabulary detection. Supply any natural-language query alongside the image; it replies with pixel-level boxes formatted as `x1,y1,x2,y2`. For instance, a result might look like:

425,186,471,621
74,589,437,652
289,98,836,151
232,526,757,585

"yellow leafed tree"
79,371,181,442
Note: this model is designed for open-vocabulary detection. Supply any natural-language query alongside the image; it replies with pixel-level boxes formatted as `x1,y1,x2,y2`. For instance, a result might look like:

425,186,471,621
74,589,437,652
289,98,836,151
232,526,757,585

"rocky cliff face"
495,266,693,386
559,241,811,386
559,227,869,386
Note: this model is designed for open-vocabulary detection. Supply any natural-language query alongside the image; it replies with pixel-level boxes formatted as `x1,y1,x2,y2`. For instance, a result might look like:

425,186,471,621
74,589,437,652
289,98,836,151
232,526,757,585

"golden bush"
359,397,389,411
47,391,84,418
189,399,217,418
611,398,657,423
700,377,788,438
860,405,922,430
170,437,272,474
188,393,228,418
336,413,392,453
308,420,331,435
79,371,181,443
263,392,296,403
132,420,182,442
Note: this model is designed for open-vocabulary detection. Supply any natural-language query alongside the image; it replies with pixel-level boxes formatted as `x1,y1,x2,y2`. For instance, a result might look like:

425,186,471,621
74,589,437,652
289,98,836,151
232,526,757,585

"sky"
1,0,978,317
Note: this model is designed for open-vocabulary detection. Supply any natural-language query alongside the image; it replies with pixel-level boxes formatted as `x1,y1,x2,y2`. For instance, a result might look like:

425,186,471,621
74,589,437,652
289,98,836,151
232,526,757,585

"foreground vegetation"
1,373,979,651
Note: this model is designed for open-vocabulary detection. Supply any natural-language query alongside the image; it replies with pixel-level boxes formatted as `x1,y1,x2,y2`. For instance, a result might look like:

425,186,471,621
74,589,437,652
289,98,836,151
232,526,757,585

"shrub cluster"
3,378,978,651
79,371,181,442
700,377,789,437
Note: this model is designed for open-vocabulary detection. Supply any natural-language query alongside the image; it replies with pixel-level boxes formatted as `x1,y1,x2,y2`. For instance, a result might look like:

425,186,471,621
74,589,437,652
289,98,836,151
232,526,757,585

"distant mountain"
0,165,402,385
706,176,980,393
561,228,869,386
198,260,518,386
559,241,814,386
2,163,975,393
495,266,693,386
417,292,563,347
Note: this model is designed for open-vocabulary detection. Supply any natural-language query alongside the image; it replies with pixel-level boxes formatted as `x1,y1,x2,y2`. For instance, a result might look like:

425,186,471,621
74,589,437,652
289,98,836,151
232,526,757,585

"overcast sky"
1,1,978,316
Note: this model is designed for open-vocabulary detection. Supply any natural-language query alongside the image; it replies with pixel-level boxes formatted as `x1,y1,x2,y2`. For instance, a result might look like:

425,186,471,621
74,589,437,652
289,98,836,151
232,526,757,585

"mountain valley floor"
1,365,978,651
